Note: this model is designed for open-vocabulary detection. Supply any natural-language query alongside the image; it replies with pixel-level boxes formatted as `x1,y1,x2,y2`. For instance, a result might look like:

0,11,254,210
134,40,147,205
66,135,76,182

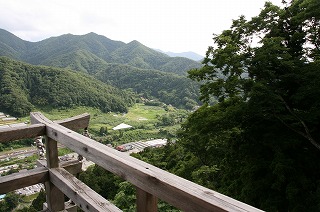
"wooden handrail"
29,112,263,212
0,112,264,212
0,160,82,194
0,123,45,143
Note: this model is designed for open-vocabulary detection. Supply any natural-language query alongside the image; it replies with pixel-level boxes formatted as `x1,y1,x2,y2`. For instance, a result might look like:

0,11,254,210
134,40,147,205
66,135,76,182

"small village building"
112,123,132,130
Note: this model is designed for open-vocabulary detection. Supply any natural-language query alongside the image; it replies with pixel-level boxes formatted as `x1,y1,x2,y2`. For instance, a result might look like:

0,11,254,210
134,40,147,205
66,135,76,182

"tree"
99,126,106,135
181,0,320,210
3,192,19,211
30,189,46,211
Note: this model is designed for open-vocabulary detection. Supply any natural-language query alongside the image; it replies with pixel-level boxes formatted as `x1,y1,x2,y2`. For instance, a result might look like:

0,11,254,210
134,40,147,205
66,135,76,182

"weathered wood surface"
0,167,48,193
31,112,263,212
44,136,65,211
0,113,89,144
49,167,121,212
0,160,83,194
30,112,90,131
0,123,45,143
30,112,90,211
44,180,65,211
37,159,82,175
54,113,90,132
136,187,158,212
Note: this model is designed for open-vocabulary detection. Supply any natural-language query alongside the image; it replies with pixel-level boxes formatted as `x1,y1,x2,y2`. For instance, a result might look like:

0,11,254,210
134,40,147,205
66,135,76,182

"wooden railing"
0,112,263,212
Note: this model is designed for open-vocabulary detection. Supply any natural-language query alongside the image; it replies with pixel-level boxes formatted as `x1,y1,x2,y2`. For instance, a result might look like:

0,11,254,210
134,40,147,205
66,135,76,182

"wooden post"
136,187,158,212
44,136,65,211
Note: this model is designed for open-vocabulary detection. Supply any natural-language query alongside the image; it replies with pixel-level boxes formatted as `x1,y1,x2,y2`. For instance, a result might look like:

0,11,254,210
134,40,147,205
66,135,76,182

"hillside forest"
0,0,320,211
0,31,202,114
137,0,320,211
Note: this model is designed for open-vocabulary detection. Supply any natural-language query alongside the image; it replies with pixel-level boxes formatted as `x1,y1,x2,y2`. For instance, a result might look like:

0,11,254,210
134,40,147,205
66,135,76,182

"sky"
0,0,283,56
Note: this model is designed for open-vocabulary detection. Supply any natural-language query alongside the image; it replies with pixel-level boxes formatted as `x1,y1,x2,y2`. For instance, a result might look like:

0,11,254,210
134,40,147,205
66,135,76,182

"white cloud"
0,0,282,55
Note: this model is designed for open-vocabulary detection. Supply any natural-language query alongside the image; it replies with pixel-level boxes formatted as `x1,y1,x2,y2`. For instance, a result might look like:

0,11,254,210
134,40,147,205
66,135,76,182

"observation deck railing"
0,112,263,212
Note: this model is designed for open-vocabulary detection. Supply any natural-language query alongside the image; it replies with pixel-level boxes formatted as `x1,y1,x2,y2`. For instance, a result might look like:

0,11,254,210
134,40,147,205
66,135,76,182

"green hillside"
0,29,202,108
42,49,109,74
0,57,134,117
94,63,200,109
0,29,201,75
0,29,30,60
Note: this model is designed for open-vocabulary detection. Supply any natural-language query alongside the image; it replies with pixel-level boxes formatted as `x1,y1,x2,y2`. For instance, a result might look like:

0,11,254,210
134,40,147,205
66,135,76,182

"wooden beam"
30,112,89,211
31,112,263,212
30,112,90,131
43,135,65,211
0,113,89,144
55,113,90,132
37,159,82,175
0,167,48,193
49,167,121,212
136,187,158,212
0,160,83,194
0,123,45,143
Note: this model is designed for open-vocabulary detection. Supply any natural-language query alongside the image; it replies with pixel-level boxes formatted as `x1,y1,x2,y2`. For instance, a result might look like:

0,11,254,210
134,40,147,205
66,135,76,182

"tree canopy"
179,0,320,210
79,1,320,210
0,57,134,116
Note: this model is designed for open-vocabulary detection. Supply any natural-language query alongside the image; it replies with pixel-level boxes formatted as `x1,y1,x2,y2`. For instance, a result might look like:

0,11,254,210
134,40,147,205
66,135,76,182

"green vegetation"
152,1,319,211
80,1,320,211
0,30,201,75
0,103,187,211
0,190,45,212
0,57,134,117
35,103,188,145
94,63,200,109
0,29,201,109
0,192,20,211
4,1,320,211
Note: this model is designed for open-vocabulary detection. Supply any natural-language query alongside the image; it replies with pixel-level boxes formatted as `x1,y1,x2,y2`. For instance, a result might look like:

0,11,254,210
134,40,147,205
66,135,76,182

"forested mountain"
0,29,201,75
131,0,320,211
0,29,31,60
0,29,201,108
0,57,133,116
94,63,200,109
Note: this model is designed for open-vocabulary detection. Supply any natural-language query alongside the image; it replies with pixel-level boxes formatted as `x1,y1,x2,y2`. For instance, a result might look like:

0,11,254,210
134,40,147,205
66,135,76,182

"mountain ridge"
0,29,201,75
0,28,201,110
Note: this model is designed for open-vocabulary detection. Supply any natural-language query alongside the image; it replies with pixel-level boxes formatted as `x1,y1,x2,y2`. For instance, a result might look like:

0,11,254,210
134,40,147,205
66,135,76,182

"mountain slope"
0,29,30,59
94,63,200,109
0,29,201,75
0,57,133,116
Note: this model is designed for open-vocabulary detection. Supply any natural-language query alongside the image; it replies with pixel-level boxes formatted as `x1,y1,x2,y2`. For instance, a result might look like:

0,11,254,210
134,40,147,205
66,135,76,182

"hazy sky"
0,0,282,56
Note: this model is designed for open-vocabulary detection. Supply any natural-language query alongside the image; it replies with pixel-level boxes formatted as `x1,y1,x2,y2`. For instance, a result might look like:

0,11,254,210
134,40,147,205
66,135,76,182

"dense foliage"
178,0,320,211
95,0,320,211
0,192,20,211
94,63,200,109
0,57,133,116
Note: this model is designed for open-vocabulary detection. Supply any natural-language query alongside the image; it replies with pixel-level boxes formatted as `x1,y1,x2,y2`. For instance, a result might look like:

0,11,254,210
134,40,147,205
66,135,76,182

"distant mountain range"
154,49,204,62
0,28,202,111
0,29,201,75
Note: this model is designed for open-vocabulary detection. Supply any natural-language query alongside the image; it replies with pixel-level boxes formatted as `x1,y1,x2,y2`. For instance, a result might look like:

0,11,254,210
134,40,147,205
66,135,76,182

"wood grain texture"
0,160,83,194
136,187,158,212
0,123,45,143
55,113,90,132
37,159,82,175
49,167,121,212
0,167,48,193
